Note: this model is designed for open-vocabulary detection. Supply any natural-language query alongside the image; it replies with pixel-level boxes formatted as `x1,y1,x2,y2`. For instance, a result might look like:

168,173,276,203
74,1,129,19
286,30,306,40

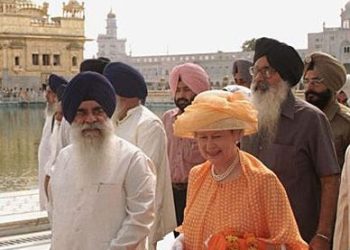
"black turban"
62,72,116,124
48,74,67,94
253,37,304,86
80,57,111,74
103,62,148,100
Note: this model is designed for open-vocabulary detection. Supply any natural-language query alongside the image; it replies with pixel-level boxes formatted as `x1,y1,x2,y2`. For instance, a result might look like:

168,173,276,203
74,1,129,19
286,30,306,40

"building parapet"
30,18,60,27
17,3,47,12
0,15,84,37
323,27,342,32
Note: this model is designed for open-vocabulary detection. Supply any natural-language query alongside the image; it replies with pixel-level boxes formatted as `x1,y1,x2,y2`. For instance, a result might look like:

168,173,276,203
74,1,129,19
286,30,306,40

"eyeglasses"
249,66,276,79
303,77,324,86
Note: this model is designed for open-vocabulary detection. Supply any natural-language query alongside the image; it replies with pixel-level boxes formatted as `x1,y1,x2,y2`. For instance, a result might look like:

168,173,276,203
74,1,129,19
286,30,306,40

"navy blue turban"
80,57,111,74
48,74,67,94
103,62,148,100
62,72,116,124
253,37,304,86
56,85,66,102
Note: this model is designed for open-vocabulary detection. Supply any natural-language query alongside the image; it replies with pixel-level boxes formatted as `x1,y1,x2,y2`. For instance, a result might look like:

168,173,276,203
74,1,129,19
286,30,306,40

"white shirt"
49,135,156,250
115,105,176,245
59,117,71,148
37,112,54,210
333,145,350,250
45,117,71,177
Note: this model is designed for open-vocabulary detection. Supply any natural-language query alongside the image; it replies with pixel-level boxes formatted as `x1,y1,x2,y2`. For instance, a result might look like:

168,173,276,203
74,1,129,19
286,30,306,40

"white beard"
112,107,125,123
113,97,141,122
70,119,116,186
46,103,55,116
251,80,289,142
113,97,129,122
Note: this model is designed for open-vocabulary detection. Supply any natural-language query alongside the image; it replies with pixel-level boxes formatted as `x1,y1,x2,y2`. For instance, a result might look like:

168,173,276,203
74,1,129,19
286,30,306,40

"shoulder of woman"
189,161,210,180
240,151,277,178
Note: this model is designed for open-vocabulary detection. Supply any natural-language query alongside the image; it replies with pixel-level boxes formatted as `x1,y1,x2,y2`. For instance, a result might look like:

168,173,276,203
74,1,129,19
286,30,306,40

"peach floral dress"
180,150,308,250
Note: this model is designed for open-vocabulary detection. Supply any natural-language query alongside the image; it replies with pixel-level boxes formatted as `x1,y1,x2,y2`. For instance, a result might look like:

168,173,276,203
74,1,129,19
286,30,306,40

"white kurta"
49,136,156,250
42,117,71,222
115,105,176,246
333,145,350,250
37,112,54,210
45,117,71,177
59,117,71,149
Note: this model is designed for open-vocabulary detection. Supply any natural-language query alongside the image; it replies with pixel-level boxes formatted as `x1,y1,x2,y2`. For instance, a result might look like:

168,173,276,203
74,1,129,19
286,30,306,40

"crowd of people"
0,87,45,102
36,37,350,250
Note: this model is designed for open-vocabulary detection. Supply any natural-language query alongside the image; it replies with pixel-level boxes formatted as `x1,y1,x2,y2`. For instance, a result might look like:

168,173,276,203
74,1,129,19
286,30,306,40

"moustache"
174,96,195,112
176,98,191,104
304,89,332,109
253,81,270,92
81,123,105,131
305,90,322,98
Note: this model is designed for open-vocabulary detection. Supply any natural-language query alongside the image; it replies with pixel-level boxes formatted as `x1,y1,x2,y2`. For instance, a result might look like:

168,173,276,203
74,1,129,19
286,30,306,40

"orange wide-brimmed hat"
174,90,258,138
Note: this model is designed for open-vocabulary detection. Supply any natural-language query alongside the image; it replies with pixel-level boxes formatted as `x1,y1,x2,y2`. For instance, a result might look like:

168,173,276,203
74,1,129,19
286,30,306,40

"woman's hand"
172,233,185,250
266,244,287,250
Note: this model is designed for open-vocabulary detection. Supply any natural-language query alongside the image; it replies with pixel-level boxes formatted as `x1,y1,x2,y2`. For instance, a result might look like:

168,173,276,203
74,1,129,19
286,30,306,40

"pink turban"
169,63,210,97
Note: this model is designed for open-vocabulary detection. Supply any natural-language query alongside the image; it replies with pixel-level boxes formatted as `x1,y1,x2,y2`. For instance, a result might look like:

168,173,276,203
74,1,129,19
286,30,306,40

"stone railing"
148,90,172,103
30,18,61,27
0,96,45,104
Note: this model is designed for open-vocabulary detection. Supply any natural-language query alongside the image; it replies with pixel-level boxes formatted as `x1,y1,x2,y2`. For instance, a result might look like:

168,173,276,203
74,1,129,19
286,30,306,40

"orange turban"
174,90,258,138
169,63,210,97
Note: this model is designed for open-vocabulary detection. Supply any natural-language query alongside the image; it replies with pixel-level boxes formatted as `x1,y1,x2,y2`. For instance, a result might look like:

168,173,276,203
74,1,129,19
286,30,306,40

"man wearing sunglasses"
303,52,350,168
242,37,340,250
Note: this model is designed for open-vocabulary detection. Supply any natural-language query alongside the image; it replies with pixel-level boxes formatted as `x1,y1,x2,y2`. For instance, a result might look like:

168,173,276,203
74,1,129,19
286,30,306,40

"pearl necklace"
211,156,239,182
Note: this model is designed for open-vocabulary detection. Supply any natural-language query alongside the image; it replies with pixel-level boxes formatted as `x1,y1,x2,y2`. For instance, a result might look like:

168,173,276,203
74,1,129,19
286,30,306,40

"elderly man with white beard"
38,74,66,211
48,72,156,250
241,37,340,250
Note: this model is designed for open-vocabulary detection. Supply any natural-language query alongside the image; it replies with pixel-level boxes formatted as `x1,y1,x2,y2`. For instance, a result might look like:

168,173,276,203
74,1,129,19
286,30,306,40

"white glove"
171,233,185,250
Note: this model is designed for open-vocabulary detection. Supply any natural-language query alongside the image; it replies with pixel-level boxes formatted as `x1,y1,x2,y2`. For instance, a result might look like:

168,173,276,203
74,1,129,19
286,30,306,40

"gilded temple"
0,0,86,89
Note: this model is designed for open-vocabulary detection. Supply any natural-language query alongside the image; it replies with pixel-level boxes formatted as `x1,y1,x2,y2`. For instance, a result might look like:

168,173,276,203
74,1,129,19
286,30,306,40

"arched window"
15,56,20,66
72,56,77,66
343,46,350,53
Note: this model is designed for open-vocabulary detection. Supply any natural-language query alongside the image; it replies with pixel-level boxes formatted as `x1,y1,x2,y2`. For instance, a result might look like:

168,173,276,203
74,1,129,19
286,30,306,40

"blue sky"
39,0,349,58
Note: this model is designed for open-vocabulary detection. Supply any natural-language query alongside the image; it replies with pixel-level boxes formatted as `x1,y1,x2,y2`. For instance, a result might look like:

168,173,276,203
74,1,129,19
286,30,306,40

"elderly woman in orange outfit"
171,90,308,250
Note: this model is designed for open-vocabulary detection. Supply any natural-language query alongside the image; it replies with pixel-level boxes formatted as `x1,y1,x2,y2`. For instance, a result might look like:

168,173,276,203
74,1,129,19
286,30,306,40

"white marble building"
96,10,256,89
307,1,350,71
97,2,350,89
97,10,128,63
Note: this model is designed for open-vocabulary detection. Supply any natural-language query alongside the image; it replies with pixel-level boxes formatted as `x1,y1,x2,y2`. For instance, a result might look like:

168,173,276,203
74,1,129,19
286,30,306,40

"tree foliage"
241,38,256,52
